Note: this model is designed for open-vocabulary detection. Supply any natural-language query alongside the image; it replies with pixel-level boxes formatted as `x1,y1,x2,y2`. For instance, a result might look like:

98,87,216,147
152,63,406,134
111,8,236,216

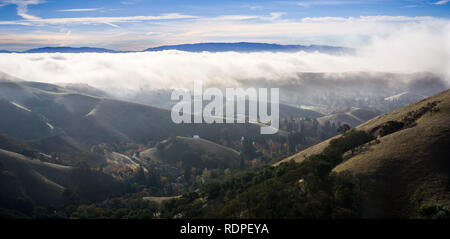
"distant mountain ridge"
0,47,125,53
144,42,352,54
24,47,120,53
0,42,352,54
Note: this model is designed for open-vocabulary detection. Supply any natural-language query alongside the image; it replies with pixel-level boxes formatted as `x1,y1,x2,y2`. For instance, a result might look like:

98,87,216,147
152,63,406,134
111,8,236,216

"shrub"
379,121,404,137
323,130,374,164
418,203,450,219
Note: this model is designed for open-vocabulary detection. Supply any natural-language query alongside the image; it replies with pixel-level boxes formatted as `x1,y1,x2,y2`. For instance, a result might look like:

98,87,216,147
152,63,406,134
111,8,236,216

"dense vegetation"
0,162,125,219
1,78,447,219
201,130,374,218
146,129,376,219
0,128,371,219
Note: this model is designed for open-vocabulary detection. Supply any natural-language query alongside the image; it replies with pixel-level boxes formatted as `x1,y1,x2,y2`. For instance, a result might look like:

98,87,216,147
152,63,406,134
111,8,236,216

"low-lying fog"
0,24,448,109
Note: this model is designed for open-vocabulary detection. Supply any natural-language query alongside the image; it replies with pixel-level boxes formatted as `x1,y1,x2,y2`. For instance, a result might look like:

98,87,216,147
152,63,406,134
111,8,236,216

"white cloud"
57,8,100,12
120,1,136,5
0,0,446,50
0,21,448,95
0,0,44,20
145,15,447,48
295,1,361,7
0,13,198,26
0,0,196,27
300,16,436,22
0,15,448,50
433,0,449,5
213,15,261,21
213,12,284,22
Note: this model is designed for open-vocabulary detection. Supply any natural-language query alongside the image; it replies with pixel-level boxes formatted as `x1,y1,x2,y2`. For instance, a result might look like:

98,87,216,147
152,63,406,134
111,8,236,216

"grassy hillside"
274,108,380,166
274,89,450,217
0,132,38,157
0,99,53,140
140,136,241,170
103,151,140,175
1,72,447,219
0,149,70,205
316,108,380,127
0,78,264,147
167,90,448,219
0,149,124,210
333,90,450,218
276,103,324,120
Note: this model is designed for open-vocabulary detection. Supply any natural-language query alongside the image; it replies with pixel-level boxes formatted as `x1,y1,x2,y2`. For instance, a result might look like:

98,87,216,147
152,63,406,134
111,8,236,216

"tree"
379,121,404,137
136,166,146,185
418,203,450,219
288,132,304,153
184,166,192,183
337,124,351,134
242,137,256,159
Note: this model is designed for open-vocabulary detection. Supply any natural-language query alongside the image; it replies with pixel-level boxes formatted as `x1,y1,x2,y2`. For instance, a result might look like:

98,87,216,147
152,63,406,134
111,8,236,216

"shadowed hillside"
0,76,264,147
140,136,241,170
0,149,124,209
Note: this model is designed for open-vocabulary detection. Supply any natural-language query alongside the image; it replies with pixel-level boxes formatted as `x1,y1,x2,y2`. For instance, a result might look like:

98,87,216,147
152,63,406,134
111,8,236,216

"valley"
0,71,448,219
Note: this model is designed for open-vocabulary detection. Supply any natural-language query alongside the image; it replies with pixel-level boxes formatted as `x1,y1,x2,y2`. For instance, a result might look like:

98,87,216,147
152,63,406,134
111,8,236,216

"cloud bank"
0,22,448,96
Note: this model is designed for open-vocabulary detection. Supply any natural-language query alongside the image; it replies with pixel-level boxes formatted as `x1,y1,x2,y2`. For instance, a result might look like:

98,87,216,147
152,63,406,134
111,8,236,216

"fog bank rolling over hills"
0,23,448,96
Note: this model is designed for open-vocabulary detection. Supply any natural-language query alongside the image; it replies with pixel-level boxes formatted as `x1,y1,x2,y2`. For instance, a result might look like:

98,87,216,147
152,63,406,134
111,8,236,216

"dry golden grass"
142,195,182,205
275,89,450,217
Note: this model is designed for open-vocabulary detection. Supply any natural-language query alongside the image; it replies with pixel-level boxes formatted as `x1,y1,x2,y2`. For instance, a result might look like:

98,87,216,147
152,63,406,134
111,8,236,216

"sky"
0,0,449,50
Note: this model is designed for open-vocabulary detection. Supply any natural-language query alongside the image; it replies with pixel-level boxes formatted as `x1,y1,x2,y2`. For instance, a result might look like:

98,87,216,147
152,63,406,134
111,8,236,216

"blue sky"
0,0,449,50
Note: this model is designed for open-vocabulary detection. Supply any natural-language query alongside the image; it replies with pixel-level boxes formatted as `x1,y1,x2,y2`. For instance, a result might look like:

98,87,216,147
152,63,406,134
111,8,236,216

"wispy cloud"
294,1,361,7
0,13,199,27
0,0,196,27
120,1,137,5
300,16,436,22
57,8,100,12
1,14,448,50
0,0,45,20
0,0,449,51
213,12,284,21
432,0,449,4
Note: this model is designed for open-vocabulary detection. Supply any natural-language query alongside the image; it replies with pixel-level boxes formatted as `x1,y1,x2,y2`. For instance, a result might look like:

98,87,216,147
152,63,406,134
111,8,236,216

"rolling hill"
0,99,53,140
1,70,447,218
140,136,241,171
384,91,425,102
275,89,450,217
0,148,124,208
316,108,381,127
121,91,324,120
0,75,264,147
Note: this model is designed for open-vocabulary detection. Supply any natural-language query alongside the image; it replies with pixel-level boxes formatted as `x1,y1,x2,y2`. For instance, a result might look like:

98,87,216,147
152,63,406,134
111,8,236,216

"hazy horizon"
0,0,449,51
1,1,448,94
